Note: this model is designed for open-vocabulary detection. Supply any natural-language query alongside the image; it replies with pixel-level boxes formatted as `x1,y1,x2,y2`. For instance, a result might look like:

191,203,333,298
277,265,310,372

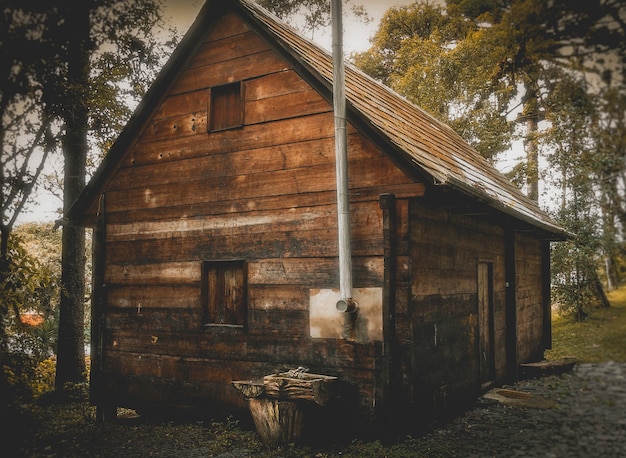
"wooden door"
478,261,495,386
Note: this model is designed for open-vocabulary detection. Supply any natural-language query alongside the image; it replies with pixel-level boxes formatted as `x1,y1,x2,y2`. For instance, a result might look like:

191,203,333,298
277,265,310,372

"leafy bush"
550,201,605,320
1,230,60,357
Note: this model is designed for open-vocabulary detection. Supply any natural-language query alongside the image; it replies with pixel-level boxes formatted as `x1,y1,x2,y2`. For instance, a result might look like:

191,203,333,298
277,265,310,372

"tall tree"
542,71,610,315
354,0,625,188
54,1,93,390
353,2,515,161
353,0,625,312
54,0,176,390
0,2,60,352
1,1,176,387
592,86,626,290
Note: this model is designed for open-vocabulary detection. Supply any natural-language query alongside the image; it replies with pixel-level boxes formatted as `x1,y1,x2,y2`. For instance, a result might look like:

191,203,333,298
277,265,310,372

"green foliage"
354,0,625,315
352,1,514,160
542,63,626,304
0,223,64,359
0,354,56,404
541,72,610,318
546,287,626,362
1,231,59,358
33,357,57,397
1,1,177,386
550,192,605,320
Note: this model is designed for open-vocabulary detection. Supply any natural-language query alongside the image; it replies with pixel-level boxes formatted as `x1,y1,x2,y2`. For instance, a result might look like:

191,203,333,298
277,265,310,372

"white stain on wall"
309,288,382,341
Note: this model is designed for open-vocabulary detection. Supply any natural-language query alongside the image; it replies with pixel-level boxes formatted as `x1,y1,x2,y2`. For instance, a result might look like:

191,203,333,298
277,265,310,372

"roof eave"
443,175,572,241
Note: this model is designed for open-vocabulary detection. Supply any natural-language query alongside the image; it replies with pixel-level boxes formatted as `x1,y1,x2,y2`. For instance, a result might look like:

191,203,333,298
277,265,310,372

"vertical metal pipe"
332,0,355,311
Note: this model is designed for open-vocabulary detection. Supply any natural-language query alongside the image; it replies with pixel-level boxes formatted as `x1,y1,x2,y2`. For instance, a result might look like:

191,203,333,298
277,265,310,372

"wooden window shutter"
208,82,243,132
202,260,246,326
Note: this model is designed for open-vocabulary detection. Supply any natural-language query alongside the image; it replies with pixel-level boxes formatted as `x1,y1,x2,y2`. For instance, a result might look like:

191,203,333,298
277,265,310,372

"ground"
16,361,626,457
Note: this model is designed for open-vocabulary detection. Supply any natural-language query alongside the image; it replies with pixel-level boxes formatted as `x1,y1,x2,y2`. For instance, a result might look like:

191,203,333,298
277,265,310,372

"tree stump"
232,369,337,445
247,397,303,445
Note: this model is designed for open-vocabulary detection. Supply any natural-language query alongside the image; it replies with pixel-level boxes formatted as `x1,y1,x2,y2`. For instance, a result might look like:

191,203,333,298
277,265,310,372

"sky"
164,0,417,53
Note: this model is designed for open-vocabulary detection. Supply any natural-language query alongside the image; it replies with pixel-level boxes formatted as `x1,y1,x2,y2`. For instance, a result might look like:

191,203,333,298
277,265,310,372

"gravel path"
212,362,626,457
421,361,626,457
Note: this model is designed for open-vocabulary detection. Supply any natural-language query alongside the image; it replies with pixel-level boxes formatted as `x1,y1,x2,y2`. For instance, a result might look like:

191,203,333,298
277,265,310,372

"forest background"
1,0,625,429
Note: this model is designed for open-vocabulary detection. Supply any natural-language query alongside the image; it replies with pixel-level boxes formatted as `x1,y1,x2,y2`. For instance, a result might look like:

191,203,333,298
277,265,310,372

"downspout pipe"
332,0,357,314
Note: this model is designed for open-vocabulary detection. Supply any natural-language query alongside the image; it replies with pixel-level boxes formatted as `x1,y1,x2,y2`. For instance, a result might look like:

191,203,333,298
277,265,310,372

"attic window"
202,260,247,327
208,82,243,132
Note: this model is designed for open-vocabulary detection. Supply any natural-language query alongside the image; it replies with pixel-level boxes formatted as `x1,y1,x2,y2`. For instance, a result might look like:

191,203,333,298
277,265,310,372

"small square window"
208,82,243,132
202,260,247,327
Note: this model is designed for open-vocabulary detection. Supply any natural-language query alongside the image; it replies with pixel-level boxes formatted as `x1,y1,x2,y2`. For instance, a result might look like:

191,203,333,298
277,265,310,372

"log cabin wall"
94,10,425,423
405,201,508,423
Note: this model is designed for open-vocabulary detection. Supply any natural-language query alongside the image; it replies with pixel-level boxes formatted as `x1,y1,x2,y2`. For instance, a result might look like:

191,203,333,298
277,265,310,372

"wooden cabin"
67,0,567,437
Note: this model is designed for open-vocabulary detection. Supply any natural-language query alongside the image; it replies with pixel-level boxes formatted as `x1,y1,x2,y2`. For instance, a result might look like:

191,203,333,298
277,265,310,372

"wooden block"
247,397,304,445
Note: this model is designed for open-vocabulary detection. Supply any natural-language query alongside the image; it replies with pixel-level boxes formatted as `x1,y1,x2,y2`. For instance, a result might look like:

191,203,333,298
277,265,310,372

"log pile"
232,367,337,405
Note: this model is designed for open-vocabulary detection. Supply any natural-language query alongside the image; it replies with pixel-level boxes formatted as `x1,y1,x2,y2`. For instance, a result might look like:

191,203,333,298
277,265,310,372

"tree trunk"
0,226,9,353
604,256,616,292
592,271,611,309
522,87,541,203
55,1,91,390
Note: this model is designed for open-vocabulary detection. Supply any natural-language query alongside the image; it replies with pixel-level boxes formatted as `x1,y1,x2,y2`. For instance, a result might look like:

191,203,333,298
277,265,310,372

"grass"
545,286,626,363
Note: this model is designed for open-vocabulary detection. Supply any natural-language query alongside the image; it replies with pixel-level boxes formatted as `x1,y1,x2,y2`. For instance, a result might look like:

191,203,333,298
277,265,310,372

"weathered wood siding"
400,201,552,423
405,201,507,421
94,11,424,420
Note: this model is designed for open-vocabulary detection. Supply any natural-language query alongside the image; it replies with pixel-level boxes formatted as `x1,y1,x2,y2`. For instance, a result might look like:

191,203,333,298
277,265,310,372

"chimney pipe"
331,0,356,313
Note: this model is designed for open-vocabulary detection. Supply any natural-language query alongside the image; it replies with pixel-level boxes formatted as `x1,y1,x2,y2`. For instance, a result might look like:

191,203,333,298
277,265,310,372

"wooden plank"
411,268,480,297
113,138,336,190
248,286,308,311
106,201,382,242
106,284,200,309
171,50,289,96
189,31,271,69
103,184,424,224
154,89,210,120
113,133,398,190
248,309,310,337
140,111,208,144
245,88,330,125
105,308,201,333
105,261,200,284
102,352,259,382
244,70,310,101
106,158,413,213
104,232,383,265
124,112,337,167
248,257,384,287
105,167,339,211
203,11,251,43
102,333,380,380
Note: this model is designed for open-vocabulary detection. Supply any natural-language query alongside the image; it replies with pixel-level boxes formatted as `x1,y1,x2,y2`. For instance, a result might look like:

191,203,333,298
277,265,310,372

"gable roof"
67,0,567,240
